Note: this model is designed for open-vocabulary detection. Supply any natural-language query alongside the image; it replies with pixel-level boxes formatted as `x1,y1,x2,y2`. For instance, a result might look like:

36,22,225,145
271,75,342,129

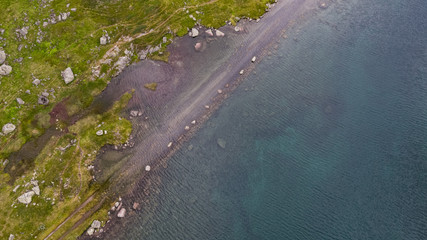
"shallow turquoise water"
113,0,427,239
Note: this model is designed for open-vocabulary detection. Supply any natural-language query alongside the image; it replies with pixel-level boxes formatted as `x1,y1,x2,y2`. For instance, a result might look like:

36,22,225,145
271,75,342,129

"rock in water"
145,165,151,171
215,30,225,37
205,29,214,36
61,67,74,84
132,202,140,210
2,123,16,134
117,208,126,218
194,42,202,51
252,56,257,62
17,191,35,204
0,64,12,75
0,50,5,64
217,138,226,149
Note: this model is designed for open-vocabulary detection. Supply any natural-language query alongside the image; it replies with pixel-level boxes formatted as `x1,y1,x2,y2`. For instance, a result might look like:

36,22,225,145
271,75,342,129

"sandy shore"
81,0,323,238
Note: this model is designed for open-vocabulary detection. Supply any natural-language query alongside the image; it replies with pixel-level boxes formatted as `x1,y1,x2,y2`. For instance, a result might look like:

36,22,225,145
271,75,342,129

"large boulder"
2,123,16,134
117,208,126,218
0,64,12,76
17,191,35,204
189,28,199,38
61,67,74,84
0,50,5,64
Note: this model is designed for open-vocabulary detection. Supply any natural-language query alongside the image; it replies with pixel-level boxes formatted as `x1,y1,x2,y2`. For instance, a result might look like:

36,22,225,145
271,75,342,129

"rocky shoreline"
78,0,327,238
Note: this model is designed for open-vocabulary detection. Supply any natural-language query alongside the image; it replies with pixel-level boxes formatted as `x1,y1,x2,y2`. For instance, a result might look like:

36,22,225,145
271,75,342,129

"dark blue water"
115,0,427,239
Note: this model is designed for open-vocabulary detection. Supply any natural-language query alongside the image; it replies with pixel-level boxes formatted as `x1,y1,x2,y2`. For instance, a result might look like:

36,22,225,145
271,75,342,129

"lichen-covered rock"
0,50,6,64
16,98,25,105
2,123,16,134
61,67,74,84
91,220,101,229
0,64,12,75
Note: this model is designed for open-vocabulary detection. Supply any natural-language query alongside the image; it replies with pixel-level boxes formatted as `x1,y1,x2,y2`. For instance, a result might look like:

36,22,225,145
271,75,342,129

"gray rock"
162,36,167,43
0,50,5,64
96,130,104,136
91,220,101,229
205,29,213,36
2,123,16,134
16,98,25,105
32,79,41,86
8,234,14,240
61,67,74,84
100,36,107,45
117,208,126,218
38,95,49,105
42,22,48,27
114,56,130,74
0,64,12,75
0,28,4,35
87,227,95,236
17,191,35,204
217,138,226,149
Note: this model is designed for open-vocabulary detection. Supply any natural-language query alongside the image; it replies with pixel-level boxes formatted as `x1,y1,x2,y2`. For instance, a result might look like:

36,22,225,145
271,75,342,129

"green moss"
144,82,158,91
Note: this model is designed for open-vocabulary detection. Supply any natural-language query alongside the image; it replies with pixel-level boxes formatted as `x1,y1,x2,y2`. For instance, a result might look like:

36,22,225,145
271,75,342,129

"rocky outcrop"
17,191,35,204
2,123,16,134
61,67,74,84
0,64,12,76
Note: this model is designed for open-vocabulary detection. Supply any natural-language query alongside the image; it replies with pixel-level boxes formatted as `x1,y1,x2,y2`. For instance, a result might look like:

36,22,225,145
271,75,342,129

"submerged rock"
2,123,16,134
217,138,226,149
145,165,151,171
0,64,12,76
194,42,202,51
18,191,35,204
61,67,74,84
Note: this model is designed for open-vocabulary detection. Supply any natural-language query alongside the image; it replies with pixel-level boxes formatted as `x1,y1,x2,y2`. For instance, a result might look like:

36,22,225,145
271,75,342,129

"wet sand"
83,0,323,237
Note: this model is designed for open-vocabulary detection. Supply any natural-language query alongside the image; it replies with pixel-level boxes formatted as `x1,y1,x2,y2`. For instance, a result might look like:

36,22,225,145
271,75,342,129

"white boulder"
87,227,95,236
96,130,104,136
18,191,35,204
215,30,225,37
190,28,199,38
16,98,25,105
91,220,101,229
2,123,16,134
145,165,151,171
61,67,74,84
117,208,126,218
252,56,257,62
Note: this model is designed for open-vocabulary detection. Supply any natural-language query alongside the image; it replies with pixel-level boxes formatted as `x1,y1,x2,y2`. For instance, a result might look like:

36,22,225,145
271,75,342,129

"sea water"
112,0,427,239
